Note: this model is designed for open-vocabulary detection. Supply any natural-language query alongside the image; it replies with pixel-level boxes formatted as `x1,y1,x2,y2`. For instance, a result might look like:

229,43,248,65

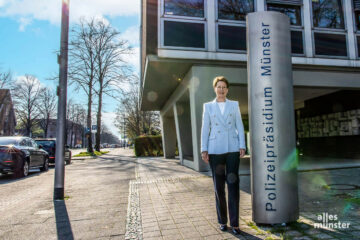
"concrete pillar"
174,101,193,164
160,114,177,158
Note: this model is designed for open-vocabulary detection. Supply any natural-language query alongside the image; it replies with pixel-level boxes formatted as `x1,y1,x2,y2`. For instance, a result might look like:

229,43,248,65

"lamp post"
54,0,70,200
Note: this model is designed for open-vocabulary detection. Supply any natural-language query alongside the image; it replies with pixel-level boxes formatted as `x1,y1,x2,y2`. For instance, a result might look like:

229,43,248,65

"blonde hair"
213,76,229,88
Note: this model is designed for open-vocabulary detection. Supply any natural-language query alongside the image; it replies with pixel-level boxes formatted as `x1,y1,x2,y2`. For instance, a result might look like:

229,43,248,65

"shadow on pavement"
0,171,44,184
54,200,74,240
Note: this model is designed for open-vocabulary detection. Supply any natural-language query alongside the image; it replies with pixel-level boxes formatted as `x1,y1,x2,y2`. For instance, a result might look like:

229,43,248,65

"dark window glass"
267,4,302,26
312,0,344,29
314,32,347,56
164,0,204,18
218,0,254,21
291,30,303,54
357,36,360,57
218,25,246,50
355,10,360,31
164,21,205,48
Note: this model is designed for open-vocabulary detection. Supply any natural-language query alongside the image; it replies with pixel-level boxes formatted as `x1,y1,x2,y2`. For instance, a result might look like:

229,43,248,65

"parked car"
0,136,49,178
34,138,72,165
74,144,82,148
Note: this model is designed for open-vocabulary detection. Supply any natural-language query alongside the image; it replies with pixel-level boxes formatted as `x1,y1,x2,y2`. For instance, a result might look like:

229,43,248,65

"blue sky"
0,0,141,139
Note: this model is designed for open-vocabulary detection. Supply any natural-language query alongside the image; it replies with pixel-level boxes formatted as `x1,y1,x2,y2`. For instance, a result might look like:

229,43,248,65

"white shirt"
217,102,226,115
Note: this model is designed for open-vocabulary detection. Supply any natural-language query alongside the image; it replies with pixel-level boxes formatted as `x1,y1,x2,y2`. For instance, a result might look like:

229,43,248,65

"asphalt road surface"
0,148,135,240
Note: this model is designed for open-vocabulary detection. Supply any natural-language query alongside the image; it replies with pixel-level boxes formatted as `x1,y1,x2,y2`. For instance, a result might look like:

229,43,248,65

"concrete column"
160,114,177,158
174,101,193,164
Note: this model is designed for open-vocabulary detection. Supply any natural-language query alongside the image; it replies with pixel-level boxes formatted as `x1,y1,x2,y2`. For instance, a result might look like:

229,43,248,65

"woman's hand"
201,151,209,164
240,149,245,158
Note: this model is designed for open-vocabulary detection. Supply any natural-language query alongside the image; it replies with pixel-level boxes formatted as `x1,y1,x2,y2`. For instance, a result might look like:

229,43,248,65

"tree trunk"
87,86,93,153
95,87,103,152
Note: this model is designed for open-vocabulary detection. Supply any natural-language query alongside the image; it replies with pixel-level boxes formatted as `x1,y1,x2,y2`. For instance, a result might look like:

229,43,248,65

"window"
164,0,204,18
164,21,205,48
267,3,302,26
312,0,345,29
314,32,347,56
291,30,304,54
266,1,304,55
218,0,254,21
218,25,246,50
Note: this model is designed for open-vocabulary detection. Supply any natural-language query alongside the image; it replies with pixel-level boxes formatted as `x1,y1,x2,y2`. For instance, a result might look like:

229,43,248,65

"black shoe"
231,227,241,235
219,224,227,231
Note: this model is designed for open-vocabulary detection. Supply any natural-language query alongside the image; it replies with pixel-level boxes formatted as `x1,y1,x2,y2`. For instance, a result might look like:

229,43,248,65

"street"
0,148,135,240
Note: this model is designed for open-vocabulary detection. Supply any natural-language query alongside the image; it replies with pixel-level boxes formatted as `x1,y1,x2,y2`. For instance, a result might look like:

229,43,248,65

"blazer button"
218,131,220,133
216,123,218,126
228,122,231,124
230,114,232,116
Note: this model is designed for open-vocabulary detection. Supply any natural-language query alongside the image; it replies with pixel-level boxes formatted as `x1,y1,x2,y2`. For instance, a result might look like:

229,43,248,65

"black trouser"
209,152,240,227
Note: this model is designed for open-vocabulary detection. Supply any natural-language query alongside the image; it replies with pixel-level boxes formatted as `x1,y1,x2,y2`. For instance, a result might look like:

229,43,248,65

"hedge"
134,135,163,157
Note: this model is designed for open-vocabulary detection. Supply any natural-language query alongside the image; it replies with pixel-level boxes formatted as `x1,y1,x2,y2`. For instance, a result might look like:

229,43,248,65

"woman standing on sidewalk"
201,76,246,235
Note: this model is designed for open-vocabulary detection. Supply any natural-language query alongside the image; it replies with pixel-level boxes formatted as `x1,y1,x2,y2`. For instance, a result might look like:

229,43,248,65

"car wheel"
16,160,29,178
40,157,49,172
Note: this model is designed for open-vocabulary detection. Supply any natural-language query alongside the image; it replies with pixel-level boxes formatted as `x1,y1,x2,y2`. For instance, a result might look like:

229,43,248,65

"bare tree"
69,18,98,153
115,77,160,141
0,69,13,113
13,75,43,136
38,87,57,137
0,69,13,89
93,19,132,151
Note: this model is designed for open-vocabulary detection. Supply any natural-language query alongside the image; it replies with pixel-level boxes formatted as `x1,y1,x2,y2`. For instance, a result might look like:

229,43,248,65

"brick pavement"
125,156,360,240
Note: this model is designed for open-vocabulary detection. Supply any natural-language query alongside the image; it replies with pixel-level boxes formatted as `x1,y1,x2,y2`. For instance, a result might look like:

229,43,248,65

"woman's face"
214,81,228,99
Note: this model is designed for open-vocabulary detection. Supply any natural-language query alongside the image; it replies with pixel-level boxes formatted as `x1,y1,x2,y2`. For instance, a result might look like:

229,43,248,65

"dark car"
0,136,49,178
34,139,72,165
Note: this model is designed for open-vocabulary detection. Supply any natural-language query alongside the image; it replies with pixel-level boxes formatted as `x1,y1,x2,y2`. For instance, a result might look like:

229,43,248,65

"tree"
38,87,57,137
0,69,13,89
13,75,43,136
0,69,13,114
69,18,98,153
115,77,160,141
93,19,132,151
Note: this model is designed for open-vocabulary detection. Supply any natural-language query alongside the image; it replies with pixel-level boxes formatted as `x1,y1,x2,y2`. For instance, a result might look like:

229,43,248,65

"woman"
201,76,246,234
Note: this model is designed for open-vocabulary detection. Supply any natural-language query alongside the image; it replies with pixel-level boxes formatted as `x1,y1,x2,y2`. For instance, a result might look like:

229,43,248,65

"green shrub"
134,135,163,157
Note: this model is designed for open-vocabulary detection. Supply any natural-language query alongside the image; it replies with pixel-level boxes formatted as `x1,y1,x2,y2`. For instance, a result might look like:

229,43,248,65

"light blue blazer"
201,98,246,154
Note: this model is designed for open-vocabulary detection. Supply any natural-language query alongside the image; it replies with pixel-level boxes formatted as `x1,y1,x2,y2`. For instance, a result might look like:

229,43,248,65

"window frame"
353,0,360,58
312,31,349,58
310,0,349,59
161,0,207,21
216,0,256,23
265,1,305,56
160,18,208,50
215,0,255,53
216,22,247,53
311,0,347,31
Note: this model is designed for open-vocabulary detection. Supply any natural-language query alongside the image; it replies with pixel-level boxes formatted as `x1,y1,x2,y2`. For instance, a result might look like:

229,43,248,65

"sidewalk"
127,156,360,239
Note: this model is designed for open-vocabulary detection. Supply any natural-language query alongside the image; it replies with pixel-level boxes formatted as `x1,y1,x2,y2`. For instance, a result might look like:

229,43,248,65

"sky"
0,0,141,139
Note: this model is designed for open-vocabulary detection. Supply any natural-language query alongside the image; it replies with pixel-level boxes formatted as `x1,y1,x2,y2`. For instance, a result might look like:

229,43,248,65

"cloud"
120,25,140,46
0,0,140,26
18,17,32,31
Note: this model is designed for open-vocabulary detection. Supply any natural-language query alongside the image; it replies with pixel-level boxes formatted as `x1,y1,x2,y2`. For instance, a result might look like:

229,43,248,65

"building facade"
140,0,360,171
0,89,16,136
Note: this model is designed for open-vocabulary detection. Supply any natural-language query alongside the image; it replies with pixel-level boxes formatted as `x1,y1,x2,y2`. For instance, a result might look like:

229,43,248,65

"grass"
73,151,109,157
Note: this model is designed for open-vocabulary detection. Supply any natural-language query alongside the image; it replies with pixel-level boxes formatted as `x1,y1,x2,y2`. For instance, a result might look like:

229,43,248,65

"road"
0,148,135,240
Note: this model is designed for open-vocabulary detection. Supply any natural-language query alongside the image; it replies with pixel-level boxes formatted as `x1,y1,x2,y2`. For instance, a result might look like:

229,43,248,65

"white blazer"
201,98,246,154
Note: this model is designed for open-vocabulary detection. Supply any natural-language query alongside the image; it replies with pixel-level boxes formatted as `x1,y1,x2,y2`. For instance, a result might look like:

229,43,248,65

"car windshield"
0,138,18,145
35,140,55,148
